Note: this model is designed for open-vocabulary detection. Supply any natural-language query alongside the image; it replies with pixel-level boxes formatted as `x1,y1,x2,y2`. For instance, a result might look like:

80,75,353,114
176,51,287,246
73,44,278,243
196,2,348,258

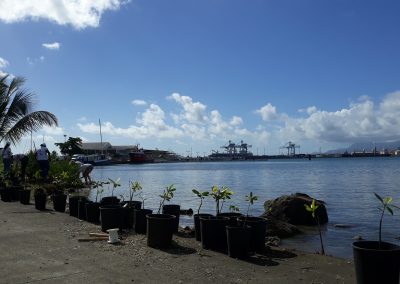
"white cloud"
41,125,64,135
276,91,400,144
0,0,129,30
0,57,9,69
255,103,279,121
42,42,60,50
131,99,147,106
0,57,9,77
230,116,243,126
78,104,184,139
168,93,208,124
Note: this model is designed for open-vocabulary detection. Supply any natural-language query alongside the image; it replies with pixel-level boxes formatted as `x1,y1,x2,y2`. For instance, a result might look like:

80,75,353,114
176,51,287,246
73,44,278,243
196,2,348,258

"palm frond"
3,111,58,143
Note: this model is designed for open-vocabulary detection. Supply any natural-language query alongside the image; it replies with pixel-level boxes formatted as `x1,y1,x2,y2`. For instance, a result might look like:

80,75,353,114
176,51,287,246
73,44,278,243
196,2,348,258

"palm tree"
0,75,58,144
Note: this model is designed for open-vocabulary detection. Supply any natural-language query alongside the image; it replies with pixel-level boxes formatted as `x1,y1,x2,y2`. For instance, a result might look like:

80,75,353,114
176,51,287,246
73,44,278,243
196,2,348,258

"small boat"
129,149,147,164
71,154,112,166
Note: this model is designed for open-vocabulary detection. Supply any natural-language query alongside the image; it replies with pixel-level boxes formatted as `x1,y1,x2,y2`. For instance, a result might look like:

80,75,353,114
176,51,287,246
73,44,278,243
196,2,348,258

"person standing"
36,143,50,181
2,142,12,174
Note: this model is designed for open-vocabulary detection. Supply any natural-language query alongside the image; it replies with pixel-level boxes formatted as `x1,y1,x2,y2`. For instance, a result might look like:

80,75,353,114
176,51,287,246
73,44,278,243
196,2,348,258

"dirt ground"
0,200,355,283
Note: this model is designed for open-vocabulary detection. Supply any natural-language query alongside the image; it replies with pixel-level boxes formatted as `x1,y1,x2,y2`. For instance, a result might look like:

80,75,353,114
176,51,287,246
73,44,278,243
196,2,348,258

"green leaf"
374,192,384,203
383,196,393,205
387,206,394,215
192,189,200,196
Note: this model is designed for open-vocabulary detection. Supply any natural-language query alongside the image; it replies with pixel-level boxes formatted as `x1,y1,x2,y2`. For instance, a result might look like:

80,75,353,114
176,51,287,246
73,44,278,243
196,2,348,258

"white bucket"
107,228,120,244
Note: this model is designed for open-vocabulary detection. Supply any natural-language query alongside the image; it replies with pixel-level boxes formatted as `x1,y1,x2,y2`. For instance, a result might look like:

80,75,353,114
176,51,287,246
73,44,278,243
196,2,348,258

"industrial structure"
280,141,300,156
210,140,253,159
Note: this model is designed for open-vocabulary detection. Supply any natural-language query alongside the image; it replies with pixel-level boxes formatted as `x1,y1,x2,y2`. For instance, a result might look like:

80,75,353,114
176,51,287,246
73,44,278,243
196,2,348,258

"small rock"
353,235,363,240
334,224,353,228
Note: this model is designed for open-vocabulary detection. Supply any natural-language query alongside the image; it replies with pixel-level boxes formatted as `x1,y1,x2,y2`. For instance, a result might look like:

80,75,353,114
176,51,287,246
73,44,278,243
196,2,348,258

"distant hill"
325,141,400,154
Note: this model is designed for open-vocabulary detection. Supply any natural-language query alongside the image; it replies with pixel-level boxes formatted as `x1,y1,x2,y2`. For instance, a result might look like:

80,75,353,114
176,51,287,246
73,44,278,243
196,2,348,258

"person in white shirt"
74,161,94,185
2,142,12,174
36,143,50,181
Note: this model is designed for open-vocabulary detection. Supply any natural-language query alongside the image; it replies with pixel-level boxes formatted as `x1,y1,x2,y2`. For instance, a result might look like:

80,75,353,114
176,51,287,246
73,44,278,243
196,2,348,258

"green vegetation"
55,137,83,156
108,177,121,197
0,75,58,144
210,185,234,215
192,188,209,215
305,198,325,255
374,192,399,249
158,184,176,214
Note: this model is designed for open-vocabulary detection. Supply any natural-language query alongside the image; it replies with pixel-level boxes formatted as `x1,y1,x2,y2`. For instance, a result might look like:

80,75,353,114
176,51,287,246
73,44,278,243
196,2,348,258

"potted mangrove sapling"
99,178,122,232
226,193,259,258
199,185,232,253
161,184,181,233
134,182,153,234
146,184,176,248
52,171,69,212
121,181,143,229
353,193,400,284
85,180,106,223
237,192,267,254
192,188,212,241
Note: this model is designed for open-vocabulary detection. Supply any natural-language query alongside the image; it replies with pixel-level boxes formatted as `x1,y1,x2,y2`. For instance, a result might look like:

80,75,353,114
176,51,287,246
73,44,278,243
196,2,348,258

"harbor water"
90,157,400,259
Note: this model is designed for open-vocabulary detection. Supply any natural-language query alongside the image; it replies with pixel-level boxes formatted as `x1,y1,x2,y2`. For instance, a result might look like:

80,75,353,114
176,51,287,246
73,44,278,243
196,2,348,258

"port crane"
280,141,300,156
220,140,252,156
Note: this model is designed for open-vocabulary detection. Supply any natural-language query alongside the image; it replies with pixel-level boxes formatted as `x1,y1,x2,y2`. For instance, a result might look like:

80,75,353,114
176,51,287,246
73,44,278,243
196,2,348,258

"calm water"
90,157,400,259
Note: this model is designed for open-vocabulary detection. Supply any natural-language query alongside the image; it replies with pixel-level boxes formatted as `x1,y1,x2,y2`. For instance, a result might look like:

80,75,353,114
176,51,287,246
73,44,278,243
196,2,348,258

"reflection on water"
91,157,400,259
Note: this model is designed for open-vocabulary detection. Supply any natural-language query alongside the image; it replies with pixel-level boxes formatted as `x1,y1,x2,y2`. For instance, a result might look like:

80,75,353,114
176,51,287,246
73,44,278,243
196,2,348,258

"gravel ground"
0,200,355,283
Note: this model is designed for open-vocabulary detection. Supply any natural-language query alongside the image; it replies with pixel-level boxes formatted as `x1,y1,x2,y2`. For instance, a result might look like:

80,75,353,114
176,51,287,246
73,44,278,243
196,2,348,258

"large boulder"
265,218,302,238
263,193,328,226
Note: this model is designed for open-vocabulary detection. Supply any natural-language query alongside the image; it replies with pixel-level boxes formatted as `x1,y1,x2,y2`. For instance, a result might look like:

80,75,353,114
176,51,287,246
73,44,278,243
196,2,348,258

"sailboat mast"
99,118,103,154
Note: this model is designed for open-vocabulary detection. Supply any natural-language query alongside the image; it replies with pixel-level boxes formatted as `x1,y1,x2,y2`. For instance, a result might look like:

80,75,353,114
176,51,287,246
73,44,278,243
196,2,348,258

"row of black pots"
67,196,168,237
0,186,25,202
194,213,267,259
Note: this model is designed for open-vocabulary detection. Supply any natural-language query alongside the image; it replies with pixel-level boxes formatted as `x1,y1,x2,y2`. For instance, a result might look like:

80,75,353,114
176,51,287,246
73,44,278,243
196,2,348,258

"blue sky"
1,0,400,156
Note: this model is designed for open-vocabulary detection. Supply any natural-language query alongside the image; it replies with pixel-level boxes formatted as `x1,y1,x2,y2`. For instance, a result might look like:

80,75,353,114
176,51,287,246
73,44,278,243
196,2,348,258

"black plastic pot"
121,201,142,229
162,204,181,233
68,195,87,217
53,193,67,212
34,193,47,211
19,189,31,205
78,198,88,220
146,214,175,248
100,205,122,232
226,225,251,259
353,241,400,284
85,202,100,223
11,186,23,201
1,188,13,202
100,196,120,206
68,196,81,217
217,212,243,226
200,216,230,253
237,216,267,254
134,208,153,234
194,213,213,241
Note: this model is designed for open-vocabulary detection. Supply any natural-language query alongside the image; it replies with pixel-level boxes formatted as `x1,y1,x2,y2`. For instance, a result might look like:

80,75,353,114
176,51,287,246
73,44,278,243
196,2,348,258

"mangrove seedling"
158,184,176,214
374,192,399,249
107,177,121,197
229,205,240,213
245,192,258,216
242,192,258,226
304,198,325,255
92,180,108,202
210,185,234,215
129,180,142,202
192,189,209,215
